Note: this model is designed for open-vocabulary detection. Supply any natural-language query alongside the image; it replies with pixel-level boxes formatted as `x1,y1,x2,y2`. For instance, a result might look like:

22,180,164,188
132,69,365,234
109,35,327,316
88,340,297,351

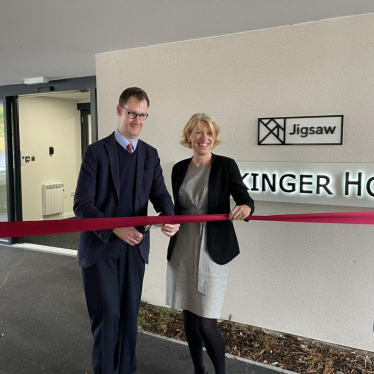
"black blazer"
167,154,254,265
74,132,174,268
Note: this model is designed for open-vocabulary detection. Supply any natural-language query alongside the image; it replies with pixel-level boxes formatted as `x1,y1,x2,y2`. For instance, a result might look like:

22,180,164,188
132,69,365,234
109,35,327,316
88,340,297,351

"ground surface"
0,246,275,374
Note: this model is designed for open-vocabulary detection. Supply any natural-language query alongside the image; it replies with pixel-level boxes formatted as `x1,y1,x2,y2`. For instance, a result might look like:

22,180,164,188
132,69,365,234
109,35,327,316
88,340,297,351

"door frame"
0,76,97,244
77,102,91,158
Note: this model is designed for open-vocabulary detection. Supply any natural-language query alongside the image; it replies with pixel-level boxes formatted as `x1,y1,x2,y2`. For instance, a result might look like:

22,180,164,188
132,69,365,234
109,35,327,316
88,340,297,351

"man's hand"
113,227,143,246
228,205,252,221
161,224,180,237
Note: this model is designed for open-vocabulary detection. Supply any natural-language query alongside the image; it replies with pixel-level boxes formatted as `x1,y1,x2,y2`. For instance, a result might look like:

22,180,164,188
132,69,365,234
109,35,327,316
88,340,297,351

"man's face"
116,96,148,141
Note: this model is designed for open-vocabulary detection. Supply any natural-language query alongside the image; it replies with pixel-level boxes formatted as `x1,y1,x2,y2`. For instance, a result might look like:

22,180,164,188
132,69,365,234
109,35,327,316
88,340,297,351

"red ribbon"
0,211,373,238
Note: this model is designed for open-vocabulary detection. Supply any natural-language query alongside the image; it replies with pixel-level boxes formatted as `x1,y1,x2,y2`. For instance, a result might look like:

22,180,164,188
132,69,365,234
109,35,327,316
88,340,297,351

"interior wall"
19,96,81,221
95,13,374,351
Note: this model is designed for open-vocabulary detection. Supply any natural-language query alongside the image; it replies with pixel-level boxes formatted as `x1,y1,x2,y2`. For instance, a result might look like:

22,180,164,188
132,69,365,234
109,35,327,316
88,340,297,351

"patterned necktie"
127,143,133,154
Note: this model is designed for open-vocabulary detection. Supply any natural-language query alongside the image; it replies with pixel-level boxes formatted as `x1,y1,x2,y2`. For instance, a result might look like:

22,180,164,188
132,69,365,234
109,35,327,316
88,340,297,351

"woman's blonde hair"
180,113,222,149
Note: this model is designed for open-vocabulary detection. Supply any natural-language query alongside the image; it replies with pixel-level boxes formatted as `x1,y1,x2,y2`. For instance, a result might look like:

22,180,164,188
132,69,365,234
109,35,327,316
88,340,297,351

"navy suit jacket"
74,132,174,268
167,154,255,265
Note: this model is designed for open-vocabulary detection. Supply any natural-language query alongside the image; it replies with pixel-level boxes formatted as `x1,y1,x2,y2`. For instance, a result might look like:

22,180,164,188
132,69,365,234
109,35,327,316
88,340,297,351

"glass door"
0,98,12,245
0,99,7,222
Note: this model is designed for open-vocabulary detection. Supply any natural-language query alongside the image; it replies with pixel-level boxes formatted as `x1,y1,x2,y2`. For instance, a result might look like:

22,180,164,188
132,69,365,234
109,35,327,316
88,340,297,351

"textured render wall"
96,13,374,351
19,96,81,220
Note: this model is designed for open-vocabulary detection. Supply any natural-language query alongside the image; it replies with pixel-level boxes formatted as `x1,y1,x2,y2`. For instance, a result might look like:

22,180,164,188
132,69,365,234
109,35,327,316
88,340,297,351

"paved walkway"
0,245,295,374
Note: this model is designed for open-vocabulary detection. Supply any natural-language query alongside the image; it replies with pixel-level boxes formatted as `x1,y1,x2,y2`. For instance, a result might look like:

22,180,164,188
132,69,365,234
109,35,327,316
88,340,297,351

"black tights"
183,310,226,374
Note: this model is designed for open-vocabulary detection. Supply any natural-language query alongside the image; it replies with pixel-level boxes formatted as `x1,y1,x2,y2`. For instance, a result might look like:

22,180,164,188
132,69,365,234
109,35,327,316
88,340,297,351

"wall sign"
237,162,374,208
258,115,343,145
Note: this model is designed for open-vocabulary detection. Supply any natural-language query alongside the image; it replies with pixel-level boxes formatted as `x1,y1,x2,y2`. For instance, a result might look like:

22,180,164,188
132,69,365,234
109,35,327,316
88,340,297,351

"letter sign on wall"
258,115,343,145
238,162,374,208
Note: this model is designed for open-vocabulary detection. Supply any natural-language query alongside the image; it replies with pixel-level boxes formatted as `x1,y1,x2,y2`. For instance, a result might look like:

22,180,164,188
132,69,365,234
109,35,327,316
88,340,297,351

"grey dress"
166,164,229,318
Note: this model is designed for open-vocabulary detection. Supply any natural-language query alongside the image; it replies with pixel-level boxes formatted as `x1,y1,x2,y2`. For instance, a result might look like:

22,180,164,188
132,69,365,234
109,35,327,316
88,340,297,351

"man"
74,87,179,374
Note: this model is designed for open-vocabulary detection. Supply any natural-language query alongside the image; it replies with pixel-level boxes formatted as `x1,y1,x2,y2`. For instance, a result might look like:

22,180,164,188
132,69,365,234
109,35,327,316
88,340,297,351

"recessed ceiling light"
24,77,49,85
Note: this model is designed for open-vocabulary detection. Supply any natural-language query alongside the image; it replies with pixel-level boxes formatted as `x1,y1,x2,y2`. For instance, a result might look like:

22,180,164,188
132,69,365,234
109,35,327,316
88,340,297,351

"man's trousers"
82,238,145,374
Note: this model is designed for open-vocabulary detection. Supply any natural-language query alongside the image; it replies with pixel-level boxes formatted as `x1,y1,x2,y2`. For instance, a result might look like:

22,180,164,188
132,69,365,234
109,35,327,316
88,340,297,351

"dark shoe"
194,366,208,374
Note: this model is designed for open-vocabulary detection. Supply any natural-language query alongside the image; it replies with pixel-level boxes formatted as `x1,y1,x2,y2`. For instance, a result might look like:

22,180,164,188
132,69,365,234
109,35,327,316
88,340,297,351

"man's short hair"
119,87,150,108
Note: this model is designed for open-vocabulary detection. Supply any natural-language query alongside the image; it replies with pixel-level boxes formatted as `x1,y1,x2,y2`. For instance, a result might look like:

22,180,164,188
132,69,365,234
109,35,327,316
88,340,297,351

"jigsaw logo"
258,118,286,144
258,115,343,145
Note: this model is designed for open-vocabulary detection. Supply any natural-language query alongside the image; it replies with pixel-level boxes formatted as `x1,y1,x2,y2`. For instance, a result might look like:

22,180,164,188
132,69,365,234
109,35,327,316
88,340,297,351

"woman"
166,113,255,374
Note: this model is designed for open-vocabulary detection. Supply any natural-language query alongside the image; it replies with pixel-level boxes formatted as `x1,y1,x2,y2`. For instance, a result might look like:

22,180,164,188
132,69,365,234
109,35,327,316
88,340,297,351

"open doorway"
18,90,92,250
0,76,97,248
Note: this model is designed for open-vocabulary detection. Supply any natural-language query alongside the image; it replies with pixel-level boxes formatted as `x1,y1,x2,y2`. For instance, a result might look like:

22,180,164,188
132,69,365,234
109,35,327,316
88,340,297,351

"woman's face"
187,121,215,157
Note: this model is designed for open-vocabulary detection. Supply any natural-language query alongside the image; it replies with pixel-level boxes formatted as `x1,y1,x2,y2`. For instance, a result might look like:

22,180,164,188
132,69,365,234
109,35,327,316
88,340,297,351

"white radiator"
42,183,65,215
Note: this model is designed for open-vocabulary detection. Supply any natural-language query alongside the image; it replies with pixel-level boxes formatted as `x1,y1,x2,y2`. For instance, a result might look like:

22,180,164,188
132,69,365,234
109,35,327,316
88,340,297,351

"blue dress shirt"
115,129,139,151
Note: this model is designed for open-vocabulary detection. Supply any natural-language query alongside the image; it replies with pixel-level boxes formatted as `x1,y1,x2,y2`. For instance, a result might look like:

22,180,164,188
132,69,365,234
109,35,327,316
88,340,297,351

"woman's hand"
161,223,180,237
228,205,252,221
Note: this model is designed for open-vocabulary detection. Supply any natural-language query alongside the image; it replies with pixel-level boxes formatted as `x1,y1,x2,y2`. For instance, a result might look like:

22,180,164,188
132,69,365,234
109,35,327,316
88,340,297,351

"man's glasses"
120,105,148,121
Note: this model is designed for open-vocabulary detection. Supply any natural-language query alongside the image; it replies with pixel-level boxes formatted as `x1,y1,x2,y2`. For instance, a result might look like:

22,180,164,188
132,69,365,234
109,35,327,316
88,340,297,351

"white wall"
19,96,81,221
96,13,374,351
